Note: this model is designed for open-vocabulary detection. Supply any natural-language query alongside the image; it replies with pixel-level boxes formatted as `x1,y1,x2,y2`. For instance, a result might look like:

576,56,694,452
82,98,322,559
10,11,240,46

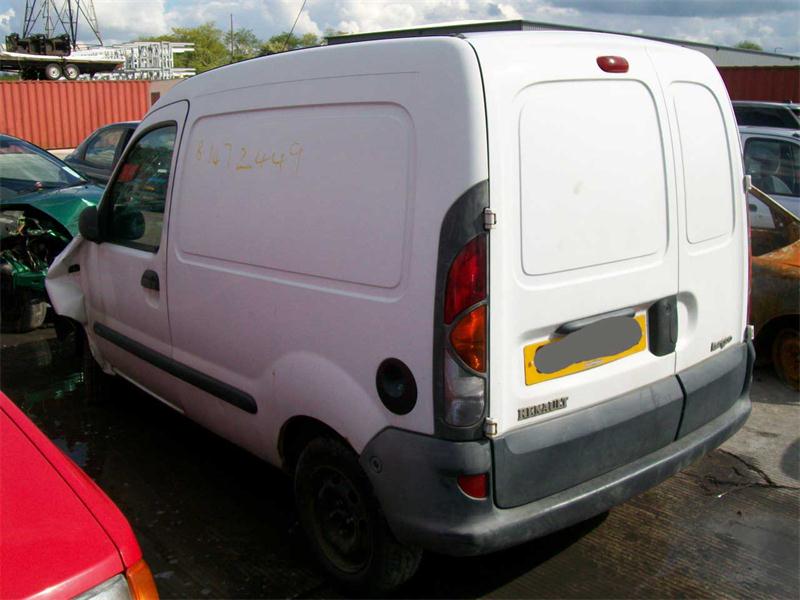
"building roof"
326,19,800,68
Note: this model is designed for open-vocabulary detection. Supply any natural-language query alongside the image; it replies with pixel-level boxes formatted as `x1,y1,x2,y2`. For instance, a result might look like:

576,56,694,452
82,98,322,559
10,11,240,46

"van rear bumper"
360,341,753,556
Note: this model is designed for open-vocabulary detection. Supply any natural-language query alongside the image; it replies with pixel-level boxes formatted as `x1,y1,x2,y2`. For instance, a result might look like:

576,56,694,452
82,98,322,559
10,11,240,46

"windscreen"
0,137,84,199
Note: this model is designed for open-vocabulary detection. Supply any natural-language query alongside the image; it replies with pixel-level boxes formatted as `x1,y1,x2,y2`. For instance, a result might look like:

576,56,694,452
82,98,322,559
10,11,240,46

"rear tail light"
125,559,159,600
444,235,486,323
444,351,485,426
443,234,487,428
457,473,488,499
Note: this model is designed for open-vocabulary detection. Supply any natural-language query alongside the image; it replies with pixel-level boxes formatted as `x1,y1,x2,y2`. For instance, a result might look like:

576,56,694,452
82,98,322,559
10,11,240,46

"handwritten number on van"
236,147,253,171
194,138,303,175
290,142,303,174
209,144,220,166
271,152,285,170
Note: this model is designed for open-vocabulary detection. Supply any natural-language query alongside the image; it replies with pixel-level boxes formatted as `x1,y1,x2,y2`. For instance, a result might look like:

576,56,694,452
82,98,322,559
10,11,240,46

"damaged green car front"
1,134,103,332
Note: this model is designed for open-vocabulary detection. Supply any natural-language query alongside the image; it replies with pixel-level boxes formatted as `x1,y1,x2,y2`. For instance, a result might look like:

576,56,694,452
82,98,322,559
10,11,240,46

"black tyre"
82,330,113,401
64,63,80,80
294,437,422,593
43,63,62,80
0,291,47,333
771,327,799,391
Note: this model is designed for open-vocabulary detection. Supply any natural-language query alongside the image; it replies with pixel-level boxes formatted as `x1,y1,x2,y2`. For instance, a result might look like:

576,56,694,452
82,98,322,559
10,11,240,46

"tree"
223,27,261,62
735,40,763,51
260,32,319,56
324,27,348,40
140,22,229,72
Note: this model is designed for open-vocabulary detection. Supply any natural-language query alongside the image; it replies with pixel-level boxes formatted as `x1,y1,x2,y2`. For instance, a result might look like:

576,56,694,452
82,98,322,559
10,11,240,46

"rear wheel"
771,327,799,391
43,63,62,80
64,63,80,80
294,437,421,593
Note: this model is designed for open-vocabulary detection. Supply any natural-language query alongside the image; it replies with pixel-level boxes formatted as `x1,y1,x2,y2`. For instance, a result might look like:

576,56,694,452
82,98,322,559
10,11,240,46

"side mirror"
111,208,145,241
78,206,101,242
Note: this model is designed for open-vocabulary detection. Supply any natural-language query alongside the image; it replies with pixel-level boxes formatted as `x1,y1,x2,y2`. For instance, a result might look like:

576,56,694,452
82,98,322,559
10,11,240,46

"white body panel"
473,33,679,436
47,32,747,471
469,32,747,436
159,39,486,462
646,47,749,374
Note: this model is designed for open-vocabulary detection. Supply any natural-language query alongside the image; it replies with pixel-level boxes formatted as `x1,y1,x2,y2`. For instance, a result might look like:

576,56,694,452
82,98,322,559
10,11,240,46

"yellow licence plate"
523,313,648,386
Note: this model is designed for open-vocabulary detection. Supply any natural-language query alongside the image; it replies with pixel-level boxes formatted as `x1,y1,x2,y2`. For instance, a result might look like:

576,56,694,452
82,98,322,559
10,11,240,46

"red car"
0,392,158,599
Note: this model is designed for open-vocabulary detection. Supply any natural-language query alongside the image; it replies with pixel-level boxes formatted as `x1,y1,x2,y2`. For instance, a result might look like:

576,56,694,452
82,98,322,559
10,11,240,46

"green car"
1,133,104,332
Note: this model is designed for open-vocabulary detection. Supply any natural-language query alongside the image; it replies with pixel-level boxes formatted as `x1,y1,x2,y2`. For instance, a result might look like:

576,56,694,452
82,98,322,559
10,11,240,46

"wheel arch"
278,415,353,475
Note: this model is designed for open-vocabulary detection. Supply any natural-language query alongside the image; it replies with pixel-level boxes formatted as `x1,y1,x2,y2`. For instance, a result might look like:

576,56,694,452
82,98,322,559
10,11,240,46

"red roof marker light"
597,56,629,73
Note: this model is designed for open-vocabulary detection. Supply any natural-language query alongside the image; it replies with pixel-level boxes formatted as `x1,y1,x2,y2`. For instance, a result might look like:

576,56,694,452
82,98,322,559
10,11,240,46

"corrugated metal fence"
0,81,150,149
718,67,800,102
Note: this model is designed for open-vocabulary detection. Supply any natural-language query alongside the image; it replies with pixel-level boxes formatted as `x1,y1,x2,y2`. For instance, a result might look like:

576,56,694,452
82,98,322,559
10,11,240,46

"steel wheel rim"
310,465,371,574
45,64,61,79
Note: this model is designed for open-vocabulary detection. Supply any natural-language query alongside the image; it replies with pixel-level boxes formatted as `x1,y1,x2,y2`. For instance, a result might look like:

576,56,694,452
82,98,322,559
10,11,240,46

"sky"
1,0,798,54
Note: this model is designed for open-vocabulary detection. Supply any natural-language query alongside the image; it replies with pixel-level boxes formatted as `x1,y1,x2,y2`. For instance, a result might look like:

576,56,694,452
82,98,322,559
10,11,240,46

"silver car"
733,101,800,131
740,126,800,219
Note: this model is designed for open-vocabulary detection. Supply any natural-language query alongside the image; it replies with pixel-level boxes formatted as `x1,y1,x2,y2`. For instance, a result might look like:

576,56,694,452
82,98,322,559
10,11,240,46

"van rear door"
471,34,681,444
647,46,749,436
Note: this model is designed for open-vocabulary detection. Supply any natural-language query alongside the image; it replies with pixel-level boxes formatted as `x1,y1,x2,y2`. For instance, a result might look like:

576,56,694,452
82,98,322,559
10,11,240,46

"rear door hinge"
483,208,496,230
484,418,498,437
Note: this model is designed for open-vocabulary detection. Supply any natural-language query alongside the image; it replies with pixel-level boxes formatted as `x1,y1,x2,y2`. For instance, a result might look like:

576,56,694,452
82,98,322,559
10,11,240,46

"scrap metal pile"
0,209,69,331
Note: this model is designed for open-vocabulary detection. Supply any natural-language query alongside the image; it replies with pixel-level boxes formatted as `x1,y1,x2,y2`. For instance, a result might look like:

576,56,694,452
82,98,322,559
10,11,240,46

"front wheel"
294,437,421,593
43,63,63,80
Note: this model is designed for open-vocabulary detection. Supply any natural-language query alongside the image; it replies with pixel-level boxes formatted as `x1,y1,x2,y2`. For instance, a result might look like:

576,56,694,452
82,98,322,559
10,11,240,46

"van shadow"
392,513,608,599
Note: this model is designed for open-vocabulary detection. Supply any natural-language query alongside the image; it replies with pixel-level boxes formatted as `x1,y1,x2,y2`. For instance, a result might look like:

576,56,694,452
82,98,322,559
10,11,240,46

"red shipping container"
718,66,800,103
0,80,150,149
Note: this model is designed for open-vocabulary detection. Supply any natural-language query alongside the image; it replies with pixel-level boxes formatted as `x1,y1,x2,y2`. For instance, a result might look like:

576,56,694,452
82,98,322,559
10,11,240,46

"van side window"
104,125,177,252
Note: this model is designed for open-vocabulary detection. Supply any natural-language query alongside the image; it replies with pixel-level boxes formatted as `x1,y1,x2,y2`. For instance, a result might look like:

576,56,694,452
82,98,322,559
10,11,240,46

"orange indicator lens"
449,305,486,372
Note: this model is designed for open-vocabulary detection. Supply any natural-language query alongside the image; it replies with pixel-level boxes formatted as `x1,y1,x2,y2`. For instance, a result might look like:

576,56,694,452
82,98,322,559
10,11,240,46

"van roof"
154,31,700,109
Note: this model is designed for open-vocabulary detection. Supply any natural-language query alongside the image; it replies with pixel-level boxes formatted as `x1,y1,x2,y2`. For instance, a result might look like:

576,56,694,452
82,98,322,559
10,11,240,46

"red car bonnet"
0,392,142,599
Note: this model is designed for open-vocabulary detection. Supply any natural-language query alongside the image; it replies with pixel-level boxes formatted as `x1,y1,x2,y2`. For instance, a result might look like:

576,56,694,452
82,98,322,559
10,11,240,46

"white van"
48,31,754,591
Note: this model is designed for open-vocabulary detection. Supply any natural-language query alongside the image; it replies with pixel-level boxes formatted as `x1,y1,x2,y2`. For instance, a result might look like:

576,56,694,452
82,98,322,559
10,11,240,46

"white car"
740,126,800,218
48,31,753,592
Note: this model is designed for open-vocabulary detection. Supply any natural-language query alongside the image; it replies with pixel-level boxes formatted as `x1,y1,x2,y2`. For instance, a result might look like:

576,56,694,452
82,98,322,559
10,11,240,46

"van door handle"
556,308,635,335
141,270,160,291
